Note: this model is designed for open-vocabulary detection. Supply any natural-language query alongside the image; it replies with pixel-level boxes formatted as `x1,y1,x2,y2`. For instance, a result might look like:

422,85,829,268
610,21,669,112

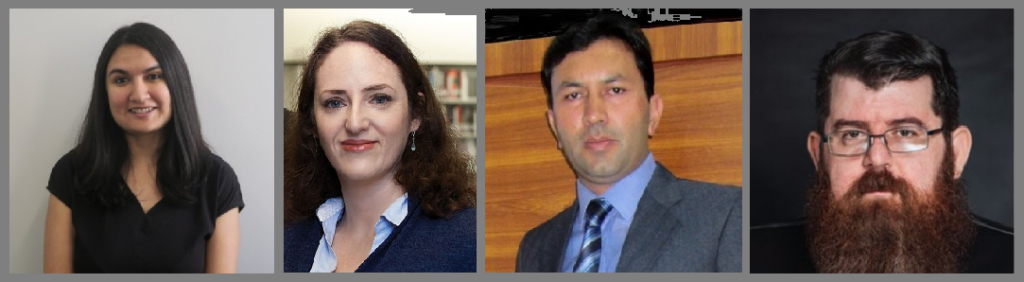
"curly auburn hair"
284,20,476,224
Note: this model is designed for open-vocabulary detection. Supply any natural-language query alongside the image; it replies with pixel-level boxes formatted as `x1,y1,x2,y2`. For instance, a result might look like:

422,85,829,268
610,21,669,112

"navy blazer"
284,196,476,272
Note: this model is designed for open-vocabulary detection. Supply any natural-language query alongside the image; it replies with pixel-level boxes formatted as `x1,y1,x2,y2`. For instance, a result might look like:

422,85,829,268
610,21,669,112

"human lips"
341,139,377,152
583,136,617,151
128,106,157,117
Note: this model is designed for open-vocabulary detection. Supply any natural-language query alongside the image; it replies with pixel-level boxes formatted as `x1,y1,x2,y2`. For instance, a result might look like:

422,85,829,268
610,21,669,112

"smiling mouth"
129,107,155,114
341,140,377,152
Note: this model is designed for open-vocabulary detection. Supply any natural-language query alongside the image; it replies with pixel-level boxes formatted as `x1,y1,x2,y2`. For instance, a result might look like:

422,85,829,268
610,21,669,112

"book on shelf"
442,105,475,137
427,65,476,159
427,65,473,101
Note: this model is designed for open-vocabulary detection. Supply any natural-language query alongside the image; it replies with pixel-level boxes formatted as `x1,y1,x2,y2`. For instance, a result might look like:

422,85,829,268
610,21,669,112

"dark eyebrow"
557,81,582,92
831,119,868,131
887,117,925,127
602,74,624,84
107,65,161,78
108,69,127,77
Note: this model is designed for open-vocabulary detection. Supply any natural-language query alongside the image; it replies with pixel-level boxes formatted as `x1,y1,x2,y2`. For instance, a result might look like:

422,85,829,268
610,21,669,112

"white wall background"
8,9,275,273
282,9,478,110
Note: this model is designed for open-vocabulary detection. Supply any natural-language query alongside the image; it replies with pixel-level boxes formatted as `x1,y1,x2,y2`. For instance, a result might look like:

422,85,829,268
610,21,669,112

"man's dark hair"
815,30,960,135
541,13,655,108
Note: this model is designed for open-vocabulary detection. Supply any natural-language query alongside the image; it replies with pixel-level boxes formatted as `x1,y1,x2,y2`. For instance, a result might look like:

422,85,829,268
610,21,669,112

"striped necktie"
573,198,613,272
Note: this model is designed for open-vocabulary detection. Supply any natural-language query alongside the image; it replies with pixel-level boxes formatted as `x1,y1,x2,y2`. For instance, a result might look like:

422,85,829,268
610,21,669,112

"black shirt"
47,151,245,273
750,216,1014,273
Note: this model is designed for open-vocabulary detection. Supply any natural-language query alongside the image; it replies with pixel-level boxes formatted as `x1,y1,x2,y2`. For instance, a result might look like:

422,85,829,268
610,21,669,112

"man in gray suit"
515,13,741,273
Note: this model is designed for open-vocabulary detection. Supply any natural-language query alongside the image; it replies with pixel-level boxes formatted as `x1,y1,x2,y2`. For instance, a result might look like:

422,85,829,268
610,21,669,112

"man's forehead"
552,39,637,78
827,75,940,129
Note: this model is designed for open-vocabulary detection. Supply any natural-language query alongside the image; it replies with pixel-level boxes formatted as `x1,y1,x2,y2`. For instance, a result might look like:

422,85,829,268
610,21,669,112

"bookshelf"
283,61,478,160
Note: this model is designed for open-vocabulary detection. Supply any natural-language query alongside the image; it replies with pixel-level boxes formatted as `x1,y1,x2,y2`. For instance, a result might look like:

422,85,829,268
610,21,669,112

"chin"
337,166,386,182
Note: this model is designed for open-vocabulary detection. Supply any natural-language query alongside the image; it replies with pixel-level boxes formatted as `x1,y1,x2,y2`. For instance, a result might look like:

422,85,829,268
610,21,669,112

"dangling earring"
411,131,417,151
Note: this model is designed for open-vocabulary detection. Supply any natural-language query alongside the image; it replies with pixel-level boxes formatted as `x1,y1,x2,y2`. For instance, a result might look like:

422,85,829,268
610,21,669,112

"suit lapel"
617,164,683,272
538,202,578,272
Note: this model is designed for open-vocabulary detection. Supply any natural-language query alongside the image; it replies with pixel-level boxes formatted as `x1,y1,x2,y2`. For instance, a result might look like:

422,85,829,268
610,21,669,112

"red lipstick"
341,139,377,152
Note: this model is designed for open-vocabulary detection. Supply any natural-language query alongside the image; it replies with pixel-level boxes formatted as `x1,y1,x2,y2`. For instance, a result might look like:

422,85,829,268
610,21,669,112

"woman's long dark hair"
74,22,210,207
284,20,476,223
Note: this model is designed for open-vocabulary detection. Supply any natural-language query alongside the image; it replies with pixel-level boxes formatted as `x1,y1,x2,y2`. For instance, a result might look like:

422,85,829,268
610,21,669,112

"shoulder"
48,149,77,179
204,153,238,181
672,178,741,202
965,215,1013,273
283,215,321,272
749,221,816,273
200,153,241,196
376,206,477,272
651,162,741,202
520,205,574,247
648,164,741,218
46,149,79,204
414,207,476,233
409,207,476,242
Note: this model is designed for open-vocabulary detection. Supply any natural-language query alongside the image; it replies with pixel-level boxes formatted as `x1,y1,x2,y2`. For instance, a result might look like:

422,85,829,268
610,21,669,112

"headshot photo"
281,9,477,273
8,9,275,273
749,9,1013,273
484,9,742,272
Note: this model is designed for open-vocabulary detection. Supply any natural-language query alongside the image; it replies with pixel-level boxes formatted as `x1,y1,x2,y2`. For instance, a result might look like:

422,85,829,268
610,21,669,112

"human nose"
583,89,607,126
862,134,892,169
344,103,369,134
130,77,150,103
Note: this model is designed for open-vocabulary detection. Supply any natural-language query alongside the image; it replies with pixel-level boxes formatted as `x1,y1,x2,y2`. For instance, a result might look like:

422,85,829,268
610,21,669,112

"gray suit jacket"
515,162,742,272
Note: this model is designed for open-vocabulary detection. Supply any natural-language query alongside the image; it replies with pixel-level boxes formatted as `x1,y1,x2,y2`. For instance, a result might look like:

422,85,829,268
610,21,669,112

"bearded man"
750,30,1013,273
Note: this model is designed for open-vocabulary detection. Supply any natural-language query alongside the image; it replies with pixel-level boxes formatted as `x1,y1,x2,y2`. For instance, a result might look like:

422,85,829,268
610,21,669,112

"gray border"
1,1,1021,282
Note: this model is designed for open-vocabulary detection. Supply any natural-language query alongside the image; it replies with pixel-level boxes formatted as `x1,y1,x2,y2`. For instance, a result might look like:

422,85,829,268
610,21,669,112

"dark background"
750,9,1014,228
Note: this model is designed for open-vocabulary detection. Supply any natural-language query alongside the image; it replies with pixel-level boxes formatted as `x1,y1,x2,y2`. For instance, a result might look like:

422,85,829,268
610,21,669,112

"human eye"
369,94,393,106
888,127,923,141
841,130,866,140
146,72,163,81
111,76,128,85
323,98,346,109
564,92,581,101
609,87,626,95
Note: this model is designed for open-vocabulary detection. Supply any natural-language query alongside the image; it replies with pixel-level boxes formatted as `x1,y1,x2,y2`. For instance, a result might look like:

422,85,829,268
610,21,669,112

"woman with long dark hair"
43,22,244,273
283,20,476,272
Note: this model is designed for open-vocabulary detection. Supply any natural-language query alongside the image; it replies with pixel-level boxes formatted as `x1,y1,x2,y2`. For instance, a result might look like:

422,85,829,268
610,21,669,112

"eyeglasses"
823,125,943,156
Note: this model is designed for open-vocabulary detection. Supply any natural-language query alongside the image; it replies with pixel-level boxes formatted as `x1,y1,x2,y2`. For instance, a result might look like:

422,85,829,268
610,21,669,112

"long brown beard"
806,146,976,273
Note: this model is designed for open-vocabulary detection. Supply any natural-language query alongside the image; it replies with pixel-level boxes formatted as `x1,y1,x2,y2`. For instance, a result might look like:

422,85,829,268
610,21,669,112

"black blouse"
47,151,245,273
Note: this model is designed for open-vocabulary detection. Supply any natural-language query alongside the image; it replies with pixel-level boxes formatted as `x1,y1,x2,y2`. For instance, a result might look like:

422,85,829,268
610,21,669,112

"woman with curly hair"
282,20,476,272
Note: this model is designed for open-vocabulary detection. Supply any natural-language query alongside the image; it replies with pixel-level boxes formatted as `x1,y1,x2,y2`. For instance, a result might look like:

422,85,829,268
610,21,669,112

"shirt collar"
315,193,410,245
575,153,656,222
381,193,409,227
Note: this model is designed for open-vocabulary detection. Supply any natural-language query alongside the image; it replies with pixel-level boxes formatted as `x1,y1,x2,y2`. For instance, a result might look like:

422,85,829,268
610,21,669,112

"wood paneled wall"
484,22,743,272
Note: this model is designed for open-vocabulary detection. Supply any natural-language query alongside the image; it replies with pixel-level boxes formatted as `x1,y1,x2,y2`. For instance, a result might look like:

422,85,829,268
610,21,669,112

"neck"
338,169,405,228
580,180,612,196
125,132,162,168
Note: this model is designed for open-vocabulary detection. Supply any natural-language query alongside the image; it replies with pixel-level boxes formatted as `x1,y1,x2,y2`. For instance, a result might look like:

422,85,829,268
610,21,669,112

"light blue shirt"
561,153,656,273
309,193,409,272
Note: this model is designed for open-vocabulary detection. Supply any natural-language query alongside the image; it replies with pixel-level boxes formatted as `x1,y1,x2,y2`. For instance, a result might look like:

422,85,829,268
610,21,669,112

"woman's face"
313,42,421,183
106,44,172,138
